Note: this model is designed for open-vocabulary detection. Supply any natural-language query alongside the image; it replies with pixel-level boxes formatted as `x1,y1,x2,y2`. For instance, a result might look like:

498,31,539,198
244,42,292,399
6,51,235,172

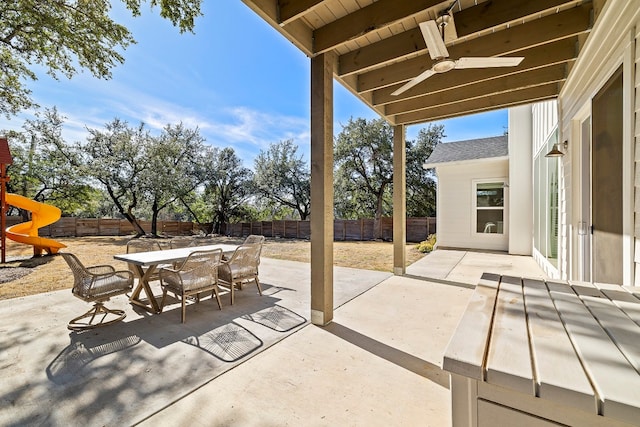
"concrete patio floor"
0,248,547,426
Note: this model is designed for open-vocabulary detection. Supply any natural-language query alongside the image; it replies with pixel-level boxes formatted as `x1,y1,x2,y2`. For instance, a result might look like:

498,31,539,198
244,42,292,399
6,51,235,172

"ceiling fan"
391,8,524,96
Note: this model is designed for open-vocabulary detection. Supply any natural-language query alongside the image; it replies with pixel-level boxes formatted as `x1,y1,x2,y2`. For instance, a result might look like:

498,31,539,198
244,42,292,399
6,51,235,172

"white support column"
310,52,335,326
508,105,533,255
393,124,406,275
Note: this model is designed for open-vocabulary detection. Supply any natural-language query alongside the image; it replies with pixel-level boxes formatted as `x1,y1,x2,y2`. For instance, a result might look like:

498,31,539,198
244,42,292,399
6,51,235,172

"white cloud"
0,78,311,166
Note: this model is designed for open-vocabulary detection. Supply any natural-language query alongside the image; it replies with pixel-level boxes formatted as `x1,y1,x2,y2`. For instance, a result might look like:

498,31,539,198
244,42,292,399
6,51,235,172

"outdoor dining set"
60,235,266,329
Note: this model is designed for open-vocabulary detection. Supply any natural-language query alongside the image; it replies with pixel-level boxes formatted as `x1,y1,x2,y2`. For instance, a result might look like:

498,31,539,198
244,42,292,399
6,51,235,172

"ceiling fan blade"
420,21,449,60
454,57,524,69
391,69,436,96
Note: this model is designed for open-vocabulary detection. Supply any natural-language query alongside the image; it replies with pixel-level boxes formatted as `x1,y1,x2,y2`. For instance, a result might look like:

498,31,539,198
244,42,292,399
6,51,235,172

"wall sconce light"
545,140,568,158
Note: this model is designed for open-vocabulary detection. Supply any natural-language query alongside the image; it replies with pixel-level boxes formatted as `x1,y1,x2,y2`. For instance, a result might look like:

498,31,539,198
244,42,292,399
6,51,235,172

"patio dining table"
114,244,238,314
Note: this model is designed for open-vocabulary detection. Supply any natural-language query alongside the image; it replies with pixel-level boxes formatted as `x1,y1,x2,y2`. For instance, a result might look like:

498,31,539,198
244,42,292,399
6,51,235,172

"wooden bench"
443,273,640,426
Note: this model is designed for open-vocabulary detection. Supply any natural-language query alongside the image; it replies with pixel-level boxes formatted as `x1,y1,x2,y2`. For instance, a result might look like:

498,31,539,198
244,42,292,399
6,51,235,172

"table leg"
129,264,161,313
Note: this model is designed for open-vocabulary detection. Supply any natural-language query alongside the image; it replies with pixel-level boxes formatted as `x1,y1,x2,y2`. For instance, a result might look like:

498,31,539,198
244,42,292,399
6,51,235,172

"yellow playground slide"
5,193,67,255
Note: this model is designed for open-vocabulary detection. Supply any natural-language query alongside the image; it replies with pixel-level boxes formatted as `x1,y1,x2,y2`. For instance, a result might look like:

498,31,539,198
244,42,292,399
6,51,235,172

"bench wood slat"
485,275,533,395
574,288,640,374
595,283,640,328
443,272,500,380
523,278,596,413
548,282,640,425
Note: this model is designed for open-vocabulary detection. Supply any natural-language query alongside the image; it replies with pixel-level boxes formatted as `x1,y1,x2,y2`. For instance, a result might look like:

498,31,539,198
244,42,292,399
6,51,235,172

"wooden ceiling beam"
338,0,588,75
372,37,577,105
312,0,442,54
339,28,427,76
385,64,567,115
278,0,325,25
394,83,559,125
242,0,314,55
356,5,590,92
454,0,583,37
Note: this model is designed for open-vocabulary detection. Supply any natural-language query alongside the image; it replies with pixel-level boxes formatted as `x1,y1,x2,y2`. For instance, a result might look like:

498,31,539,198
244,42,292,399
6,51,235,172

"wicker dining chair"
243,234,265,245
61,253,134,331
126,238,165,282
218,243,263,305
169,236,197,249
159,249,224,323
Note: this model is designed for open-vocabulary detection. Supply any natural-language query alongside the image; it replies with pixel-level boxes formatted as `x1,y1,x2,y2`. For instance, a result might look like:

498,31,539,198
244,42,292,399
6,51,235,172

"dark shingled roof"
423,135,508,167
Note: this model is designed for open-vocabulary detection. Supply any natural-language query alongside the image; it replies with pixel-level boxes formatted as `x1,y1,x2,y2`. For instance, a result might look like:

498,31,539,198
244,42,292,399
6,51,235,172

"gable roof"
423,135,508,168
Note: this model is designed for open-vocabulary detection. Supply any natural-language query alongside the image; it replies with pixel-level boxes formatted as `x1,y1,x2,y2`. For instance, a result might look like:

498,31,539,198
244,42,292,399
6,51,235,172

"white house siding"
559,0,639,285
435,159,508,251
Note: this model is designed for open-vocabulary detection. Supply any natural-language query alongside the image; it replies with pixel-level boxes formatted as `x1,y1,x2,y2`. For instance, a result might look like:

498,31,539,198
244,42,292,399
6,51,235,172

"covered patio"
0,251,546,425
234,1,640,425
240,0,602,325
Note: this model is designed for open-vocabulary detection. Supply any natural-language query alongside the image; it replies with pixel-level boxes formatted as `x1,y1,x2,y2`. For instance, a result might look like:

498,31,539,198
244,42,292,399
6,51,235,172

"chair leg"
159,288,169,313
212,287,223,310
181,293,187,323
68,302,126,331
255,277,262,295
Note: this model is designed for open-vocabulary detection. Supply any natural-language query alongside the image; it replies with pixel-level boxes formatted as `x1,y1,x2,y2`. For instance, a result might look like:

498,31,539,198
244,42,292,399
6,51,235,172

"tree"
82,119,151,236
202,147,254,234
254,140,311,220
3,107,92,216
334,117,394,238
406,124,444,217
143,123,205,235
0,0,202,117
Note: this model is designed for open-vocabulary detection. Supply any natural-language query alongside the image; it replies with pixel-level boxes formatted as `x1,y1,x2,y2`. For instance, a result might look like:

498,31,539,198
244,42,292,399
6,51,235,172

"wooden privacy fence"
5,216,436,242
4,217,197,237
225,217,436,243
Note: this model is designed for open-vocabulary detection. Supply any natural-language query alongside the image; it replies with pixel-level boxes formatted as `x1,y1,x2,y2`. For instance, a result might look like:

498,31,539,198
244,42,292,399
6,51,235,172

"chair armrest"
113,270,134,280
91,269,133,281
86,264,116,274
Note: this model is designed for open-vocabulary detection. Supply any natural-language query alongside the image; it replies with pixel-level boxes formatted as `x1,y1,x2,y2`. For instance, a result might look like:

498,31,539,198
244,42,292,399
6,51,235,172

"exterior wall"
508,105,533,255
435,158,509,251
559,0,639,285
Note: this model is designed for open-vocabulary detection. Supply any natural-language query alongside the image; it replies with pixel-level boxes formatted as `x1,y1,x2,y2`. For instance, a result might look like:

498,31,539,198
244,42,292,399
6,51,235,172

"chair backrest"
61,253,88,295
243,235,265,245
126,239,164,276
227,243,262,275
126,239,163,254
179,249,223,283
170,237,196,249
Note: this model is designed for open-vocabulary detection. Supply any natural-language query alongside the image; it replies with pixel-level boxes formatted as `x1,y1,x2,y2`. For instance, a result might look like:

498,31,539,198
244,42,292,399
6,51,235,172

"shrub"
416,234,437,253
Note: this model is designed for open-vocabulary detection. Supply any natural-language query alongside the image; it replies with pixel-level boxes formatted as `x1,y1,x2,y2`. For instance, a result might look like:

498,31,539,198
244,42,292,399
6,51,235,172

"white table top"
114,244,238,266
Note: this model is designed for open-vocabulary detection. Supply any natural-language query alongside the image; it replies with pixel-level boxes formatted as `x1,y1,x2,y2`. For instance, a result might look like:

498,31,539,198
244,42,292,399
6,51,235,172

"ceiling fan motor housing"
433,59,456,73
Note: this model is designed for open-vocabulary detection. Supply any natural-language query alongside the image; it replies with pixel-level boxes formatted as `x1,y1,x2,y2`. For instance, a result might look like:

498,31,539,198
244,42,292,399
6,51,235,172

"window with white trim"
474,181,505,234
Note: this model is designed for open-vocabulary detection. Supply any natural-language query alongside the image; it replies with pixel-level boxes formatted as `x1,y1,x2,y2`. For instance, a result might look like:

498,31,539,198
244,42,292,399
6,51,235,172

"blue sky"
0,2,508,165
